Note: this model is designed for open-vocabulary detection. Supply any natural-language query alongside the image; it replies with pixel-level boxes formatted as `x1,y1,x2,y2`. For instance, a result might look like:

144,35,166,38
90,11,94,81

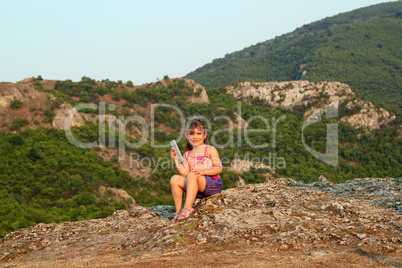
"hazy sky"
0,0,396,85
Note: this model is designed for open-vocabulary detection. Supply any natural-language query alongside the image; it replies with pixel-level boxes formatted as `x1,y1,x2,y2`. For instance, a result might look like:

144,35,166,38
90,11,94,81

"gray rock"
148,205,176,220
288,177,402,214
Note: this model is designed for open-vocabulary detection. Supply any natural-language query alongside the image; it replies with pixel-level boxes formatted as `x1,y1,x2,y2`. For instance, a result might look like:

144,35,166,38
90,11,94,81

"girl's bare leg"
184,172,206,208
170,175,185,213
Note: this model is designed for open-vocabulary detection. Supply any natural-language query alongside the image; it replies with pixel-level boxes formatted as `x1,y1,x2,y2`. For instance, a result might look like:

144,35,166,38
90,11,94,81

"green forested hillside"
0,127,135,237
185,2,402,108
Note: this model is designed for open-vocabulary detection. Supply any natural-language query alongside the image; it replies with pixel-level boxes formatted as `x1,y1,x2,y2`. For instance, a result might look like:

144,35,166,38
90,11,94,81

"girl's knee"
186,172,197,180
170,175,182,185
187,172,205,183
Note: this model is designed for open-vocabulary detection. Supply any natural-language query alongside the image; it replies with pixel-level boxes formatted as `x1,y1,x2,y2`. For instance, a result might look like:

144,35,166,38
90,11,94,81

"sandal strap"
178,208,194,220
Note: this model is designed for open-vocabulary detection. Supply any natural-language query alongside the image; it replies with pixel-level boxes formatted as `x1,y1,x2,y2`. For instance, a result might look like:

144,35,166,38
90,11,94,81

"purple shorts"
196,176,223,199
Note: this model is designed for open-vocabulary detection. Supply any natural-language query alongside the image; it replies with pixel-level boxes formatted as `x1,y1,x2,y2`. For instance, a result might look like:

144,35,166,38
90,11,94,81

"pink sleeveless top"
184,145,221,179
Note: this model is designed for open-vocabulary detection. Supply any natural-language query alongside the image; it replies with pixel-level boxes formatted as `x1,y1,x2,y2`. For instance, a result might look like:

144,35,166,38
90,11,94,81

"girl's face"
186,127,207,147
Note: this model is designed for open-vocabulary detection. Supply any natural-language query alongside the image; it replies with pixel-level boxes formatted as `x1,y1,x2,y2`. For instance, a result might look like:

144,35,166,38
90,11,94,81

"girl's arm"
194,146,223,176
170,148,190,177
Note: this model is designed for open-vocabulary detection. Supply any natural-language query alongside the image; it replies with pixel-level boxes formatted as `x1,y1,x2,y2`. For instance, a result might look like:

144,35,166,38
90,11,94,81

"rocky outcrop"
2,178,400,267
0,83,44,109
0,86,25,108
0,82,49,129
318,175,330,183
227,159,273,173
340,100,396,130
235,176,246,187
232,112,248,129
52,103,85,129
99,186,136,211
227,81,352,109
227,81,395,130
186,80,210,104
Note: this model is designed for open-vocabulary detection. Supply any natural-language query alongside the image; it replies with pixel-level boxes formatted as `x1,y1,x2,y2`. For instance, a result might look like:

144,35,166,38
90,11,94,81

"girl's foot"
177,208,194,221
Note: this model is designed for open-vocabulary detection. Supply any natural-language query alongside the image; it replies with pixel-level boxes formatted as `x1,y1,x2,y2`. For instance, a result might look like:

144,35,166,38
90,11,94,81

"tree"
111,89,122,101
126,80,134,87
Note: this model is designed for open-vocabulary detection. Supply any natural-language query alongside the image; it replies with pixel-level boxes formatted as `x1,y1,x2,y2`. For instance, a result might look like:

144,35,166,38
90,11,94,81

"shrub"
110,155,119,164
9,134,24,145
76,192,96,205
43,109,55,121
10,98,23,109
9,118,29,131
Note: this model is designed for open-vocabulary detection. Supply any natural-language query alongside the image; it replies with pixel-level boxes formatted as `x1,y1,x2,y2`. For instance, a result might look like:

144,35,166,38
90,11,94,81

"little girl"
170,118,223,221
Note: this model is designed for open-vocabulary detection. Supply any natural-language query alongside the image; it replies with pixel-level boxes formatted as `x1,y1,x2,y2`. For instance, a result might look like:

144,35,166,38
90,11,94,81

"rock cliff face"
227,81,352,109
0,81,49,129
1,178,400,267
339,100,395,130
0,85,26,107
227,81,395,130
186,79,210,104
52,103,85,129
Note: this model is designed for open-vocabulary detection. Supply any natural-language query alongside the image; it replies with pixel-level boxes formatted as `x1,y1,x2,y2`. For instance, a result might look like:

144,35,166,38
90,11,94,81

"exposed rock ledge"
227,81,395,130
1,178,401,267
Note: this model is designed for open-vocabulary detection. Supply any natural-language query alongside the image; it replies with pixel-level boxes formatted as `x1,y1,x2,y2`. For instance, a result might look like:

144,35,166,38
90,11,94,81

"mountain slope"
1,76,401,238
185,2,402,108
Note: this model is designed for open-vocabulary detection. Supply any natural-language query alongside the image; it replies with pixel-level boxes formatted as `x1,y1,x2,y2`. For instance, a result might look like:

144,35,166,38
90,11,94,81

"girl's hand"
170,147,177,159
192,169,205,178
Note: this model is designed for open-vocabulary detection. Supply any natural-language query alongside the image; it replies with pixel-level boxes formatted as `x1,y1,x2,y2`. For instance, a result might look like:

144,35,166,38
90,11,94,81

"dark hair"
184,118,207,151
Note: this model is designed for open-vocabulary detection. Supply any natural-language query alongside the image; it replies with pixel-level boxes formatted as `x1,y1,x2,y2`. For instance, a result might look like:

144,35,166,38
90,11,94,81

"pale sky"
0,0,396,85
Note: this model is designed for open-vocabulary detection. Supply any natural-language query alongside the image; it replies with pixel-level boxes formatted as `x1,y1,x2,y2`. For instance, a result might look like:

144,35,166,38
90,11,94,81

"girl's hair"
184,118,207,151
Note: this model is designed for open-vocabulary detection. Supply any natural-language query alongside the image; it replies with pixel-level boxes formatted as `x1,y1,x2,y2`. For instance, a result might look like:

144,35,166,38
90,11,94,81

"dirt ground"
4,243,401,268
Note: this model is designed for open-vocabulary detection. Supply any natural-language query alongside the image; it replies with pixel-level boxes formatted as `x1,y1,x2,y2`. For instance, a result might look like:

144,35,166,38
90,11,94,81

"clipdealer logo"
64,101,339,168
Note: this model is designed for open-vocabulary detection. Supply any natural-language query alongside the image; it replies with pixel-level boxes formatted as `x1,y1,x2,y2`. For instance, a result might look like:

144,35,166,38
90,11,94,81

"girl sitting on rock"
170,118,223,221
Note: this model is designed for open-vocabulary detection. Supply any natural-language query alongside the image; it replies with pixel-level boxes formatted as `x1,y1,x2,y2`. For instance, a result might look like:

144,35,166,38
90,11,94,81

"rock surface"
226,81,395,130
1,178,401,267
52,103,85,129
340,100,396,130
227,159,273,174
187,80,210,104
289,177,402,215
227,81,351,109
0,81,49,130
